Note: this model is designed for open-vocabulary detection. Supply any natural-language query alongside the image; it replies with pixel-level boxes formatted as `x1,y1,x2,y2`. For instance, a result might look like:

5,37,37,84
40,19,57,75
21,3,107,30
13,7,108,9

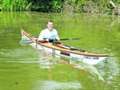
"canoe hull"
21,30,108,65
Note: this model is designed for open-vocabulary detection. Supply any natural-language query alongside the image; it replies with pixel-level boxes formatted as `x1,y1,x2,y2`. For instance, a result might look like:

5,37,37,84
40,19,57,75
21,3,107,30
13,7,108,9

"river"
0,12,119,90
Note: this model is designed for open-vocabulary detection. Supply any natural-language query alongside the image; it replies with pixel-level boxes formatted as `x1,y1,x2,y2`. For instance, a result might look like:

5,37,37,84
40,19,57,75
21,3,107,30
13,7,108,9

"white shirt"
38,28,60,40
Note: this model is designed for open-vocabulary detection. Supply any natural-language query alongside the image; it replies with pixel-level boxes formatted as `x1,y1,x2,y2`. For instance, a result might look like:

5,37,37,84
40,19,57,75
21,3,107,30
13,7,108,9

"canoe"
21,30,108,65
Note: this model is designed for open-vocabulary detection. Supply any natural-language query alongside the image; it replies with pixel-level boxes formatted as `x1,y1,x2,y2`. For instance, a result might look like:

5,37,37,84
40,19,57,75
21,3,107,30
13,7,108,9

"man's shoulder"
53,28,57,32
41,28,48,32
42,28,48,31
41,28,57,33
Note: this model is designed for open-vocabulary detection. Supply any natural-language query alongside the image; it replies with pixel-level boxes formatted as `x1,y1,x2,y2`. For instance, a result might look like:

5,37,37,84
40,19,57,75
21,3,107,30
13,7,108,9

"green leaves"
0,0,120,13
1,0,28,11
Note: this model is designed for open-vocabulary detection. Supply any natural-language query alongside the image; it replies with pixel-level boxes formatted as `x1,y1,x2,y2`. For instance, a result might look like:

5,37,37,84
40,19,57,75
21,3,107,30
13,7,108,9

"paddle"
60,38,80,41
64,45,86,52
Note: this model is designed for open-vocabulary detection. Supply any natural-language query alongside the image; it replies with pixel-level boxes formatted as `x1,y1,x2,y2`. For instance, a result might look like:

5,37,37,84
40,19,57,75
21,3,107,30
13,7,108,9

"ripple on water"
33,80,82,90
96,57,119,83
0,48,39,60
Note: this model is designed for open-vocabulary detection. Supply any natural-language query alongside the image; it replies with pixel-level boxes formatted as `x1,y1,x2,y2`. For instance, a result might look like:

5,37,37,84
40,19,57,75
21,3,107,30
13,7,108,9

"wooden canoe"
21,30,109,65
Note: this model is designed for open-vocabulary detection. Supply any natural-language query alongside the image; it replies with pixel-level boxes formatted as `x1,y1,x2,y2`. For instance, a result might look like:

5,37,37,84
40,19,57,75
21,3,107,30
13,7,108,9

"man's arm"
38,30,44,40
55,29,60,40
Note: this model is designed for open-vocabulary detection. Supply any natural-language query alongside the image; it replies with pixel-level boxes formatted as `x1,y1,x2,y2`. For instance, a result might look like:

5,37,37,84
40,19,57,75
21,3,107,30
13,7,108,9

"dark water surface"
0,12,120,90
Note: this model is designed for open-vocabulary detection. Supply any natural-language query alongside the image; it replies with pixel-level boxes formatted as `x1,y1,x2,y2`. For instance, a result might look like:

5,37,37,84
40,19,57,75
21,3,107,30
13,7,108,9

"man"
38,21,60,42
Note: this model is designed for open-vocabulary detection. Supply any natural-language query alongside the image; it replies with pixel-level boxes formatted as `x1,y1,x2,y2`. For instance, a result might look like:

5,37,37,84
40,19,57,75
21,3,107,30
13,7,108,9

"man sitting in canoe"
38,21,60,43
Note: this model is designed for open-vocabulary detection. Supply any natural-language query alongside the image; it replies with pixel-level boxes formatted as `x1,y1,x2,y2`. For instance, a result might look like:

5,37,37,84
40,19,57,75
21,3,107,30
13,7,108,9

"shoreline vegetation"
0,0,120,15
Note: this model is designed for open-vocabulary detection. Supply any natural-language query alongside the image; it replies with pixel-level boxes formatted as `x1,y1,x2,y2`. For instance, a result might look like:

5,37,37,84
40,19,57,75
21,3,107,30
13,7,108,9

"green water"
0,12,120,90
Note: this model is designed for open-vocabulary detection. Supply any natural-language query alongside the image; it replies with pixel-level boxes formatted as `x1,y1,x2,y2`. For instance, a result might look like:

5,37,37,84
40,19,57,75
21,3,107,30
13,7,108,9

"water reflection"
0,12,120,90
1,47,119,83
33,80,81,90
97,58,119,82
0,45,119,90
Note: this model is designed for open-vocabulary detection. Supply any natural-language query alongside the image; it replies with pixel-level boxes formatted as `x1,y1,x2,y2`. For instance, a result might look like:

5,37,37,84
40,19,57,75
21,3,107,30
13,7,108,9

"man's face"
47,22,53,30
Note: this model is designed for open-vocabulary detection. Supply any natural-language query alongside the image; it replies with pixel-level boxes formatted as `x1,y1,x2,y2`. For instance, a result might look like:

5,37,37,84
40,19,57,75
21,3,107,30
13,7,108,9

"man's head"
47,21,53,31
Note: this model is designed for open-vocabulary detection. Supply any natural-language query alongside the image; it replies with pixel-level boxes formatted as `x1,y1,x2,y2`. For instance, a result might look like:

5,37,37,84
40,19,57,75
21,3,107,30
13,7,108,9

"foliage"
0,0,120,14
29,0,63,12
51,0,63,12
1,0,28,11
